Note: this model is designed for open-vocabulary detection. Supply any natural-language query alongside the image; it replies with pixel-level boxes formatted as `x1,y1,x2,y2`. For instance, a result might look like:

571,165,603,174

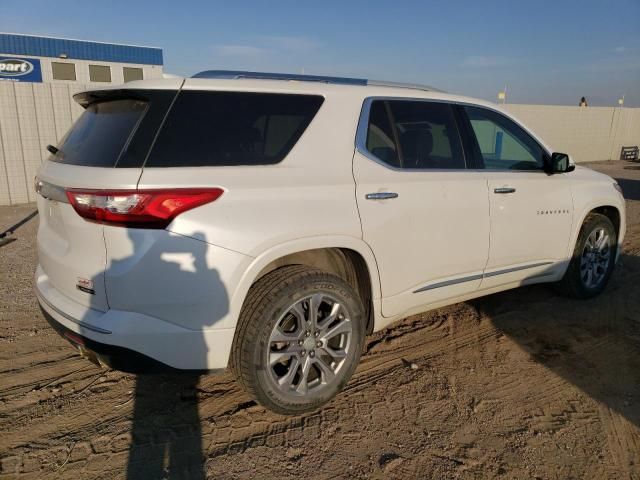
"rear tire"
555,213,617,299
230,265,365,415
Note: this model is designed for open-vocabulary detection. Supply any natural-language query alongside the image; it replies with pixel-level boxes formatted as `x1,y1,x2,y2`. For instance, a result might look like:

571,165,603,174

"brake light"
65,188,224,228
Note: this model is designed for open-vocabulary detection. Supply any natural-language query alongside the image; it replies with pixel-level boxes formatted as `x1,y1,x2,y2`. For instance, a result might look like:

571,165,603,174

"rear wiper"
46,144,59,155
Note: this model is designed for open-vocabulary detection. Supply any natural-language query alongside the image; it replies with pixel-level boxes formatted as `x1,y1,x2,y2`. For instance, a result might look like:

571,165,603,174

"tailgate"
33,85,182,311
36,163,142,311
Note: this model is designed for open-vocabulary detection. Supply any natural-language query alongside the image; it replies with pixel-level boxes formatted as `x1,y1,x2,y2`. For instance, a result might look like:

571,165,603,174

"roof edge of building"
0,32,161,50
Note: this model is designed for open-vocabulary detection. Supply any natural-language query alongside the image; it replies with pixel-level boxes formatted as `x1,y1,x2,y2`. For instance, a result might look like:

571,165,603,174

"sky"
2,0,639,106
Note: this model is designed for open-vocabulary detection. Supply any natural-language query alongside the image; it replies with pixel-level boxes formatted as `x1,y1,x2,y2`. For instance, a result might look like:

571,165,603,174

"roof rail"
191,70,443,92
192,70,367,86
367,79,444,93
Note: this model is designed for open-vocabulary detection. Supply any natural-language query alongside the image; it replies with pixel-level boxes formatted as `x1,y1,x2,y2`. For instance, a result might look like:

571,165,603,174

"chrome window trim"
413,261,554,294
355,96,552,173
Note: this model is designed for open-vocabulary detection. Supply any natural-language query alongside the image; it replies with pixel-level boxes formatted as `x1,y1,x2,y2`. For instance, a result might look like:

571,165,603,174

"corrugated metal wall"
0,33,163,65
0,81,87,204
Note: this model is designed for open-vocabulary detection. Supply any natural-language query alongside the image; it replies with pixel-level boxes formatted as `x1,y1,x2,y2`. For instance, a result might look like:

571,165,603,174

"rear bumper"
39,305,190,373
35,265,233,372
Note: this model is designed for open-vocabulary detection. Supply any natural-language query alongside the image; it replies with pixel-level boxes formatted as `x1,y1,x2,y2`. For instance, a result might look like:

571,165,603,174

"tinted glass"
465,106,545,170
366,101,400,167
389,101,464,169
50,99,147,167
367,100,400,167
146,91,324,167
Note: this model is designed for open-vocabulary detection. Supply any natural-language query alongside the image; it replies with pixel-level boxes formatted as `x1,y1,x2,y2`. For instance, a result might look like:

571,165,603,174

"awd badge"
76,277,95,295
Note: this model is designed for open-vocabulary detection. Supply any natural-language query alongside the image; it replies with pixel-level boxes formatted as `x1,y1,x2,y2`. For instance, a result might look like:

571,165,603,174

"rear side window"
366,101,400,168
146,91,324,167
364,100,465,169
51,99,147,167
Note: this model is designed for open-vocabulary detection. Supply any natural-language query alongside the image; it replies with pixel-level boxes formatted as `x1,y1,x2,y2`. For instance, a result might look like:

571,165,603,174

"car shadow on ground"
76,229,228,480
472,252,640,430
614,177,640,201
126,373,206,479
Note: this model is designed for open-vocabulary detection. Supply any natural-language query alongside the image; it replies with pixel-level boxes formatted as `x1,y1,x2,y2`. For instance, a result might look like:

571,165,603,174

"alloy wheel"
266,294,353,397
580,227,611,289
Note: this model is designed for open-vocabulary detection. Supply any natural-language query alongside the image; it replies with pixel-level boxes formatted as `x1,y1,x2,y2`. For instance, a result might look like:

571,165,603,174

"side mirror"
547,152,575,174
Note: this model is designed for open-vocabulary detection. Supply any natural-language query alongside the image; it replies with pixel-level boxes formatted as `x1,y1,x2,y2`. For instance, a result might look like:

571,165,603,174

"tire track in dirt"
599,405,640,480
2,162,640,479
6,283,638,479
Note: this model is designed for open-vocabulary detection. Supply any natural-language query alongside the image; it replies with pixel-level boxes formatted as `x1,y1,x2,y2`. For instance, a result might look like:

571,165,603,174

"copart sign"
0,57,42,83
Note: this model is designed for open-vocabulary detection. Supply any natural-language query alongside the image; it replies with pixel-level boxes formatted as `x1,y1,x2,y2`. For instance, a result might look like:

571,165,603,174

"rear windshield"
145,91,324,167
51,99,147,167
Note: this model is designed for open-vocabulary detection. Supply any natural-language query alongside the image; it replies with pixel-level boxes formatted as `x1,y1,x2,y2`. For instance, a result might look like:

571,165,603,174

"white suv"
35,71,626,414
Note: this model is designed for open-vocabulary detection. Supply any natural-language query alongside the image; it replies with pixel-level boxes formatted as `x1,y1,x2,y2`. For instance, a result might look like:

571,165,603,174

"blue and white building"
0,33,164,205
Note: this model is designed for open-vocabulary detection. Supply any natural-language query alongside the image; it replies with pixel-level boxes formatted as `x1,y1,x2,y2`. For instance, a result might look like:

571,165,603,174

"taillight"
65,188,224,229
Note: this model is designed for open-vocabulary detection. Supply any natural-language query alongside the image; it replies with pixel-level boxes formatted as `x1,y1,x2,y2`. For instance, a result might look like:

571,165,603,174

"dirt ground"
0,161,639,480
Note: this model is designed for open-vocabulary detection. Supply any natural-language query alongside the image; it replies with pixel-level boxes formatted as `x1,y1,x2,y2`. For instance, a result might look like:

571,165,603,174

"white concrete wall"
0,97,638,205
503,104,640,163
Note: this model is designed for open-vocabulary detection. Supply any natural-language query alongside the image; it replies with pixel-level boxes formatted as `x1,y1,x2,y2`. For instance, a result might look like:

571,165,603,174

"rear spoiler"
73,79,185,108
73,89,157,109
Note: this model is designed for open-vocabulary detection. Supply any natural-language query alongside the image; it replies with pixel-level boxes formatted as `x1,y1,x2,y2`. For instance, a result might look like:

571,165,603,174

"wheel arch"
570,202,625,261
589,205,621,237
230,236,382,335
574,203,623,242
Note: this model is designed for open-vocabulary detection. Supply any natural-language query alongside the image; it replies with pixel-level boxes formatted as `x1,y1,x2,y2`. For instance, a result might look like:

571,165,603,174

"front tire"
230,265,366,415
555,213,617,299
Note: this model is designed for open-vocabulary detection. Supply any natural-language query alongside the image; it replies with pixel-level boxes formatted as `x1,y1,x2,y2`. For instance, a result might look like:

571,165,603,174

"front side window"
464,106,545,171
146,91,324,167
364,100,465,169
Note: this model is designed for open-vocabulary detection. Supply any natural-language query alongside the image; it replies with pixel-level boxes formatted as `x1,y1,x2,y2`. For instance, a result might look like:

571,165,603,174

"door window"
464,106,546,171
364,100,465,169
366,101,400,167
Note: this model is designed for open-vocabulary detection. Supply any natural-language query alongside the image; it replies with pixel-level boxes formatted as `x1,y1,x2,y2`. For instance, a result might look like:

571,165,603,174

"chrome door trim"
413,273,484,293
413,261,555,294
483,261,553,278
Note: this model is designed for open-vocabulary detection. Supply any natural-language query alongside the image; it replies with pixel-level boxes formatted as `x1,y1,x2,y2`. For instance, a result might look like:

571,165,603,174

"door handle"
365,192,399,200
494,187,516,194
